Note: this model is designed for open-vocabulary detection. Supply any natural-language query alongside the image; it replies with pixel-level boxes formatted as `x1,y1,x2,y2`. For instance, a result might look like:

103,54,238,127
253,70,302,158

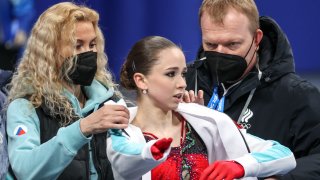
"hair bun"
120,62,136,90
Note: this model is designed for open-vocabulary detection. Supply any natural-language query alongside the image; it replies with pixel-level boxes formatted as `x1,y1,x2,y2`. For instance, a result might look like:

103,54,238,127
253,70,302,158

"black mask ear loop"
224,35,257,85
60,54,75,84
243,34,256,66
241,32,260,78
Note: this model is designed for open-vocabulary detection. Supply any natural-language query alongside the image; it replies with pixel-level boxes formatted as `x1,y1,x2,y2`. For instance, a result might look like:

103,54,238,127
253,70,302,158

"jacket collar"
223,70,260,110
63,79,114,115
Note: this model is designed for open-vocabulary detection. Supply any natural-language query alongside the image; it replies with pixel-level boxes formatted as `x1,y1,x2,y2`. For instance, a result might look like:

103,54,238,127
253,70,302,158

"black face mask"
203,38,255,85
63,51,97,86
204,51,248,85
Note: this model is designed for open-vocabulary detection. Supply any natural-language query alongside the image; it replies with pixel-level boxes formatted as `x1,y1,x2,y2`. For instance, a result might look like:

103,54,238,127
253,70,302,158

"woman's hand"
80,104,129,136
151,138,173,160
200,160,244,180
183,90,204,105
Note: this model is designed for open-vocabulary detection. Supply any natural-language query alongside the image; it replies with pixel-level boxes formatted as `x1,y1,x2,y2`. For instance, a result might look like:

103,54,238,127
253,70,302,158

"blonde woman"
6,2,129,179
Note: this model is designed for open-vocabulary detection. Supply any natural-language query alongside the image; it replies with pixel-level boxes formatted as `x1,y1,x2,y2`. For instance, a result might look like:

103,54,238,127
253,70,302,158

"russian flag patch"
14,125,28,136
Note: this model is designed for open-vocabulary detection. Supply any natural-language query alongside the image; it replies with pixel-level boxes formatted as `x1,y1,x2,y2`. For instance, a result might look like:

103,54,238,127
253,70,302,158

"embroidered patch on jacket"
14,125,28,136
239,108,253,129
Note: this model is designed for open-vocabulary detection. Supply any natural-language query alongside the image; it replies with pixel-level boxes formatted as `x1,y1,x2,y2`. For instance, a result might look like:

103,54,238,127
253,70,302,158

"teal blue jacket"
7,80,114,180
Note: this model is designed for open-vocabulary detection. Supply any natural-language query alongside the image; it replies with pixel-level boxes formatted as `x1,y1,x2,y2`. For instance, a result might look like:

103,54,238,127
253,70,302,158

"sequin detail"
143,121,208,180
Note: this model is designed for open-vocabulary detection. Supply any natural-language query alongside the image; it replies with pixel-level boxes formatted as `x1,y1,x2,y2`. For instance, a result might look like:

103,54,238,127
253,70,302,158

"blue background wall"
33,0,320,81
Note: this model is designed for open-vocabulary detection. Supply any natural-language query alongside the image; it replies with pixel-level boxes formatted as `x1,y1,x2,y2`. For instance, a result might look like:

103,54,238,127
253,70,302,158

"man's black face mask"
203,37,256,85
204,51,248,85
63,51,97,86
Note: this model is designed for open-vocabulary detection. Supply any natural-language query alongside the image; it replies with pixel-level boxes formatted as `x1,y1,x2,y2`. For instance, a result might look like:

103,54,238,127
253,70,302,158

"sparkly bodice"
143,121,209,180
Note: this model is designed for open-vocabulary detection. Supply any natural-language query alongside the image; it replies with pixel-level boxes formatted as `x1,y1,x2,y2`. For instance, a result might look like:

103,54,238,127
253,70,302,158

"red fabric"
151,151,209,180
145,119,209,179
151,138,173,160
200,160,245,180
232,120,243,129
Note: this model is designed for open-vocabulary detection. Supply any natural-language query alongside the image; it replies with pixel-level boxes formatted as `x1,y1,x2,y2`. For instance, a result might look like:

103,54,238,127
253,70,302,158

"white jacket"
107,103,296,180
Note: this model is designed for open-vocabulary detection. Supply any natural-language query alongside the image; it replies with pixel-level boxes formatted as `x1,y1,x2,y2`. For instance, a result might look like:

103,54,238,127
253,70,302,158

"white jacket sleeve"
234,130,296,178
106,127,171,180
176,103,296,179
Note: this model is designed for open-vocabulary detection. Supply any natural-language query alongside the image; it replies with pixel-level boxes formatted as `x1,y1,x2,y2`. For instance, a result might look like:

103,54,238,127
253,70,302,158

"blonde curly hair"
7,2,119,125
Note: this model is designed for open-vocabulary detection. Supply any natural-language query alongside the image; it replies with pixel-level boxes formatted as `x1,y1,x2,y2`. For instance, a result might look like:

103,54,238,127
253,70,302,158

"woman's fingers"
81,104,130,135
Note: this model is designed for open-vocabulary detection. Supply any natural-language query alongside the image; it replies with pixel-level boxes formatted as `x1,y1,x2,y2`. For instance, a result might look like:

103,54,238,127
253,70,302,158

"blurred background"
1,0,319,89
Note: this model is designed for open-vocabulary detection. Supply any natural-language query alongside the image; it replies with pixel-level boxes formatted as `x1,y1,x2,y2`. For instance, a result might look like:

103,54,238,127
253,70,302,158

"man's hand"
183,90,204,105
